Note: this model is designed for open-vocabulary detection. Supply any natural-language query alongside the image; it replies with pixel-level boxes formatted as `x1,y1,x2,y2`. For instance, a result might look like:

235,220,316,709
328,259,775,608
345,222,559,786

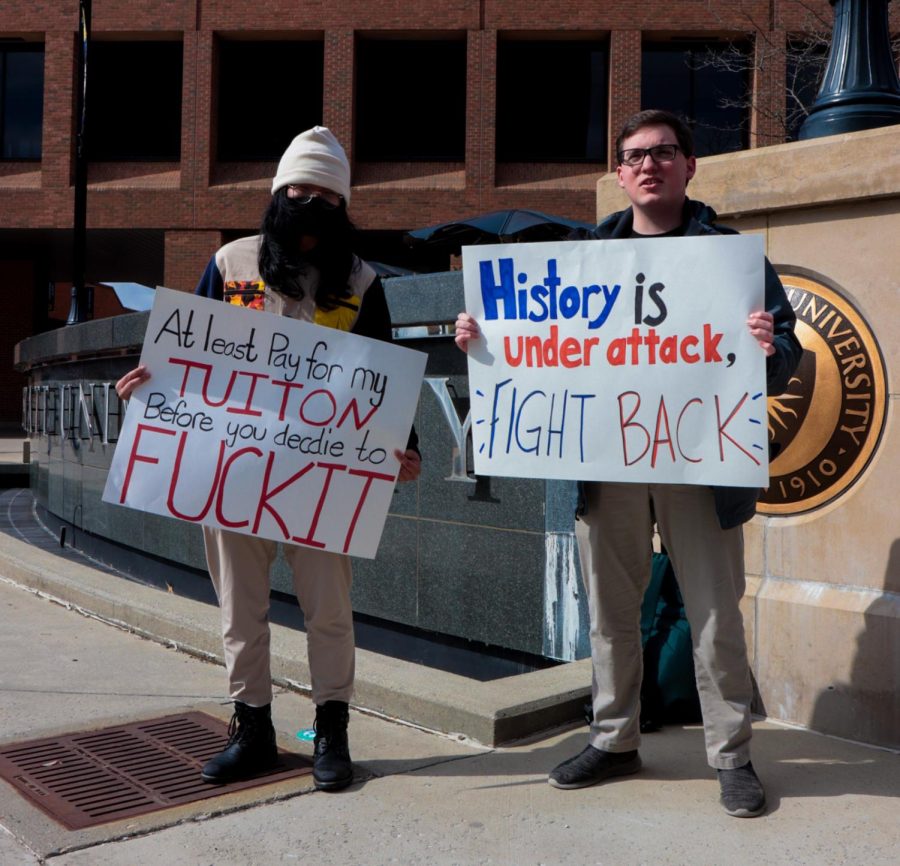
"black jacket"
576,198,803,529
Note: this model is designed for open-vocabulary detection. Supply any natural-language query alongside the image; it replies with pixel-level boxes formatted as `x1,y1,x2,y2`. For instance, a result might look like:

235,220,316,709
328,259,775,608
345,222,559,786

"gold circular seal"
759,270,887,516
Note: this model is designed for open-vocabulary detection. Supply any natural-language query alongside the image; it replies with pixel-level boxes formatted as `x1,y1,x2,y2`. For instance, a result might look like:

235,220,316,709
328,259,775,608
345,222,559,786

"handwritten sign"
103,287,426,558
462,235,768,486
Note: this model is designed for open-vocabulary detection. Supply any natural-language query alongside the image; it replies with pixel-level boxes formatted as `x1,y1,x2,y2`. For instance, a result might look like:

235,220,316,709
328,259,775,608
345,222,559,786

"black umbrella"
404,208,595,254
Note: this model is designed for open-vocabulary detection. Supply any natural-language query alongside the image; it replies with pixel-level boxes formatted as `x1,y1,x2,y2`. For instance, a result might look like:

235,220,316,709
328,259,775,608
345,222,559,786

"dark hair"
257,189,358,310
615,110,695,162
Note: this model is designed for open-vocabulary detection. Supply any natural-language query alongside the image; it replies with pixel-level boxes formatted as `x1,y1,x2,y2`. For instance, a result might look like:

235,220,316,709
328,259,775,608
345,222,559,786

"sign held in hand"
103,288,426,558
462,235,768,487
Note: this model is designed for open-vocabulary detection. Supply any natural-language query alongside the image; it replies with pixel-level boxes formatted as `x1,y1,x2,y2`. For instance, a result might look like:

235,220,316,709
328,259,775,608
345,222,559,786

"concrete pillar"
607,30,642,168
323,30,355,165
466,28,496,197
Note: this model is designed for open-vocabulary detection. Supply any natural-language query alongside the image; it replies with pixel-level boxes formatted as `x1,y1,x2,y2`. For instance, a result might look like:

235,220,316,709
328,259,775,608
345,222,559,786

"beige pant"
203,527,355,708
576,482,753,769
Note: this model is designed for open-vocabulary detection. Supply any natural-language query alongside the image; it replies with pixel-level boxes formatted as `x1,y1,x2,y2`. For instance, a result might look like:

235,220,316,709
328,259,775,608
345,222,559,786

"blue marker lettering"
480,259,517,320
587,284,621,330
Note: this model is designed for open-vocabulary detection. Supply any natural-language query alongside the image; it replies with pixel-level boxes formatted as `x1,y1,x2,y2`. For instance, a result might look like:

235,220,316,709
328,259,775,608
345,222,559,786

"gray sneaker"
718,761,766,817
549,745,641,789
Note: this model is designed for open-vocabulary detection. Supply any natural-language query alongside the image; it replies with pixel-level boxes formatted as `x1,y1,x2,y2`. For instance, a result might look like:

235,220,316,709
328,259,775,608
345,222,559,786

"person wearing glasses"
116,126,421,792
455,110,800,817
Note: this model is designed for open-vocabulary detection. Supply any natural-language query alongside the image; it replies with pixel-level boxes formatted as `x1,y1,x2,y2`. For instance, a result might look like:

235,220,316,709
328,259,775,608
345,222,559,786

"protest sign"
462,235,768,486
103,287,426,558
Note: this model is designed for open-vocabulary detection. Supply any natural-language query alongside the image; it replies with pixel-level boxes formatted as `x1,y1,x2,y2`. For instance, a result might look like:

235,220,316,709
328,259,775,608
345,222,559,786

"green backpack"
638,552,702,731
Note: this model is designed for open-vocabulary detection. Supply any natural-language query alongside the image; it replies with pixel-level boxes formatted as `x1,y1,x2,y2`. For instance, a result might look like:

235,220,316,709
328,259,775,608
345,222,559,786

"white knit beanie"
271,126,351,204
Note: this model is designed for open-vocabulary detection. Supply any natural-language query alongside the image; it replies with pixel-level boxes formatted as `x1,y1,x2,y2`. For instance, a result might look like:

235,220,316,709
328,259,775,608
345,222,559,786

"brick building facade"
1,1,897,424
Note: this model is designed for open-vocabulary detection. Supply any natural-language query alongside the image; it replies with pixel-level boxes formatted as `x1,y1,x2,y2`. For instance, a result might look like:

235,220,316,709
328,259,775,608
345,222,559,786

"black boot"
201,701,279,784
313,701,353,791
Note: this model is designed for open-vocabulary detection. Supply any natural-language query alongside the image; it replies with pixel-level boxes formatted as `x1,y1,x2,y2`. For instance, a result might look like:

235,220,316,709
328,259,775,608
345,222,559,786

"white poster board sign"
103,288,426,558
462,235,768,486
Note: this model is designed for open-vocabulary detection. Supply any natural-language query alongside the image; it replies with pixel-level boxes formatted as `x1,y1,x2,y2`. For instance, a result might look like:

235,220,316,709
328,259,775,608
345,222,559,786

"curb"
0,522,591,747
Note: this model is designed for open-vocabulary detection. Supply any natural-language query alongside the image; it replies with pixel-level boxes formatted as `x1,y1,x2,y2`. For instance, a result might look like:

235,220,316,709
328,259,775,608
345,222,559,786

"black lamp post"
67,0,91,325
799,0,900,139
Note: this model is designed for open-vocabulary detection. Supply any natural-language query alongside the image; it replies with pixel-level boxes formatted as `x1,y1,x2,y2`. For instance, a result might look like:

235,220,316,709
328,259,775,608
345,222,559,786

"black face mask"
282,195,343,241
258,190,354,301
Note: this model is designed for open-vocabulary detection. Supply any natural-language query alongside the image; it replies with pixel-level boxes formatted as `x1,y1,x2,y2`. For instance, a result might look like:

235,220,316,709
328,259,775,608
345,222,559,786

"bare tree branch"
686,1,840,142
689,1,900,143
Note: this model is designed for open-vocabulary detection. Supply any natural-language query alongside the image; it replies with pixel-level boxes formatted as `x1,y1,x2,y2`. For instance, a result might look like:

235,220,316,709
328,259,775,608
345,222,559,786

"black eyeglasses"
618,144,681,167
286,184,343,209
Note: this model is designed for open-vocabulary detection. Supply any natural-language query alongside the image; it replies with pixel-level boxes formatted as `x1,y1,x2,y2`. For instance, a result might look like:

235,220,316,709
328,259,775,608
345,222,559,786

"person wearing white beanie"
116,126,421,793
271,125,352,204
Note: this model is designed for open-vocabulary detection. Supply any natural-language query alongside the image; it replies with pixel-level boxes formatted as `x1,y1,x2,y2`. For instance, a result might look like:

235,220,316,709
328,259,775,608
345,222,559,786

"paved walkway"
0,447,898,864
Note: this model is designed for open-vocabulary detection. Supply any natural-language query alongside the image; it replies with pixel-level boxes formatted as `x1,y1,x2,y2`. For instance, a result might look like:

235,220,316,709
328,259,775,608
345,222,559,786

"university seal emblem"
760,270,887,515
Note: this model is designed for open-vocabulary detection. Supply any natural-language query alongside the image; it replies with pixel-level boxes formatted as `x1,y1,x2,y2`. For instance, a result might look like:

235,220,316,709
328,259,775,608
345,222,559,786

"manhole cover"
0,711,312,829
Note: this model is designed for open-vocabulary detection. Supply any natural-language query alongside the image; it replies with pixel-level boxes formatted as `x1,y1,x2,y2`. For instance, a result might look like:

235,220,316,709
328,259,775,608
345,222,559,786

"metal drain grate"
0,712,312,830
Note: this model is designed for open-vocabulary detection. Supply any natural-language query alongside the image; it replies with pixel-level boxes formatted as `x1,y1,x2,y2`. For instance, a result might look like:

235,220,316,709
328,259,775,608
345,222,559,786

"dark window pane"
786,40,828,141
90,42,183,161
217,41,323,161
1,48,44,159
356,40,465,161
642,42,750,156
497,40,608,162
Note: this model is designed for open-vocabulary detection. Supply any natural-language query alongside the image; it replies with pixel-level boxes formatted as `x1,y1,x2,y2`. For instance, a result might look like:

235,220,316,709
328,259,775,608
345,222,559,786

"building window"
496,39,608,163
355,38,465,161
217,40,323,161
785,40,828,141
89,41,183,161
642,41,750,156
0,45,44,159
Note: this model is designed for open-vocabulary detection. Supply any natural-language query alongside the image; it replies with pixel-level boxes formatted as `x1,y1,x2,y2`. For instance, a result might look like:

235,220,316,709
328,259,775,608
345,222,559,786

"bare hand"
394,449,422,483
454,312,480,353
115,365,151,400
747,311,775,357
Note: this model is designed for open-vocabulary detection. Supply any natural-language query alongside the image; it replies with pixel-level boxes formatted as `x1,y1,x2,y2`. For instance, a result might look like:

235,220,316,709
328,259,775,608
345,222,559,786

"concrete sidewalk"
1,540,898,864
0,485,591,747
1,577,898,866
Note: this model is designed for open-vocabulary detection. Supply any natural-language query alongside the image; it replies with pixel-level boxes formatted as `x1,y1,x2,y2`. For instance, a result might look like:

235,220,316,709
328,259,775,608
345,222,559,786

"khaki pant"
203,527,355,708
576,482,753,769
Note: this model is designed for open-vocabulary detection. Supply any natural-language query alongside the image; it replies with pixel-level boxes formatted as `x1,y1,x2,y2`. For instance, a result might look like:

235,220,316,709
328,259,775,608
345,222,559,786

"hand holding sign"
394,448,422,483
747,311,776,356
454,312,481,352
116,364,151,400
